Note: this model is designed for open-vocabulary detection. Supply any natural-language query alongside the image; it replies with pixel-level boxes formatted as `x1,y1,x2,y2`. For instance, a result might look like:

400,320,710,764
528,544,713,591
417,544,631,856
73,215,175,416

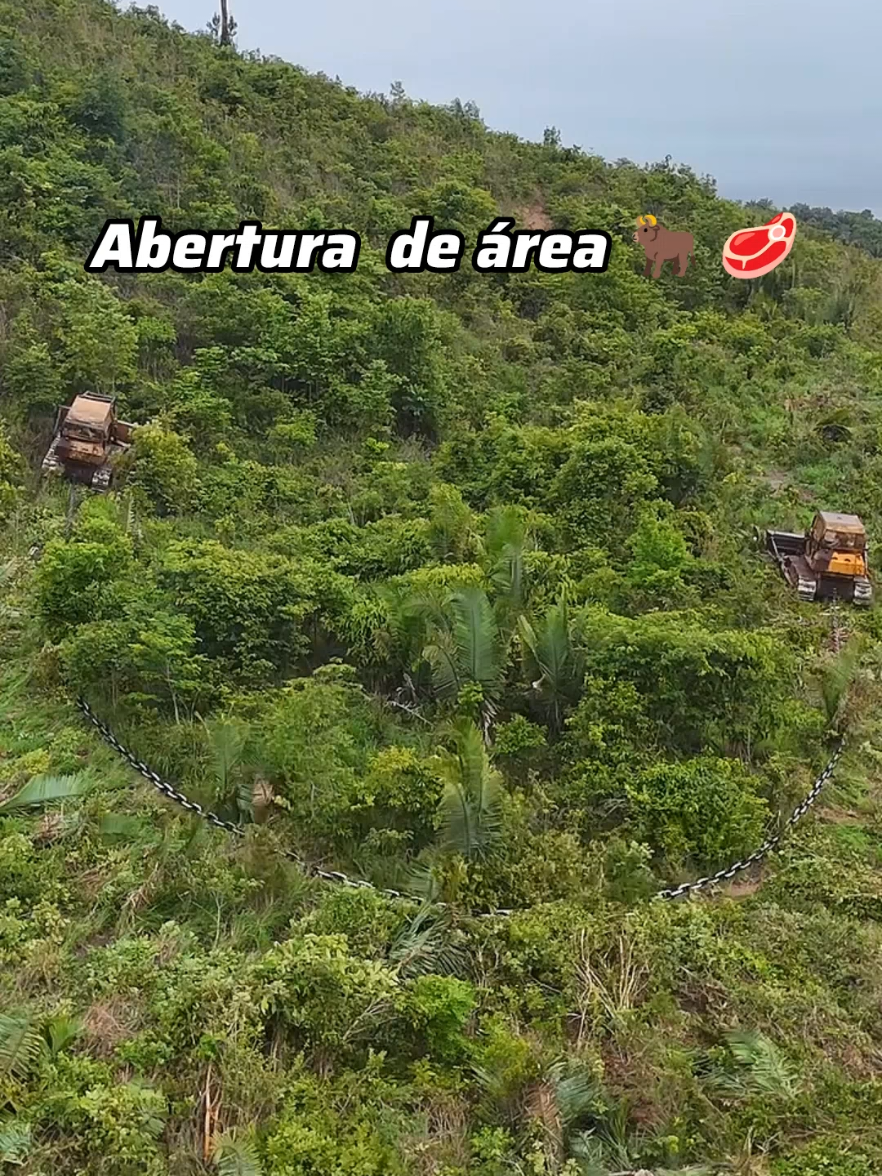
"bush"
626,756,769,868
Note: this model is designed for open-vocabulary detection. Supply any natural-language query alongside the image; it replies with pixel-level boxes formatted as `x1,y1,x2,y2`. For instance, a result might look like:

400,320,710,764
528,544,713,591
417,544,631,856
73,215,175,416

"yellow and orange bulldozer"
766,511,872,606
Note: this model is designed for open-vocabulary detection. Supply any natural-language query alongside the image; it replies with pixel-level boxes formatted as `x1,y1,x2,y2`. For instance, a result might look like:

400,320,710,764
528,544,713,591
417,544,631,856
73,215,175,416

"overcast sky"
153,0,881,216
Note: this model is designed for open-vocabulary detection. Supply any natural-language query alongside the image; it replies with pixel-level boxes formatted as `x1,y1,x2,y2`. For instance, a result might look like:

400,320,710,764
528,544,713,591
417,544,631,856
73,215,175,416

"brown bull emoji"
634,214,694,277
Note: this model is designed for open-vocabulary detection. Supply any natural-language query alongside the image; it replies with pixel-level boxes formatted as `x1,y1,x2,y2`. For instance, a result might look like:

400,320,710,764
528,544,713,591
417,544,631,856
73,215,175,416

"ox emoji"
634,214,694,278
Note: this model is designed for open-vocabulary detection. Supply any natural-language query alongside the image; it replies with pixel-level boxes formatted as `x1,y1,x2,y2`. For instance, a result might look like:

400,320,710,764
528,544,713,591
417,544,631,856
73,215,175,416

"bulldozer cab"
807,512,867,576
55,394,116,468
61,394,114,438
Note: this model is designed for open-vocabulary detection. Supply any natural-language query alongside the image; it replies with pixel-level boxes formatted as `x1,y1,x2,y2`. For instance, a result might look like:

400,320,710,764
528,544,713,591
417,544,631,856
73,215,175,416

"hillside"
3,3,882,1174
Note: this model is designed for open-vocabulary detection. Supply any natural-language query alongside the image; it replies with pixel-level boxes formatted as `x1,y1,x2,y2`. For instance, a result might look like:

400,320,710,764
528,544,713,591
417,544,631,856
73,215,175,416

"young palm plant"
421,587,507,740
481,504,535,617
819,634,865,731
405,718,508,905
518,587,584,733
201,715,257,821
431,717,506,862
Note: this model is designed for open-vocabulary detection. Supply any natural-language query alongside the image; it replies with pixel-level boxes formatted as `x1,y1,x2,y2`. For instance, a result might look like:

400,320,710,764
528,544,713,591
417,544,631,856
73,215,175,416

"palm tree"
481,504,534,616
431,717,505,861
518,587,583,732
201,715,255,819
422,587,506,739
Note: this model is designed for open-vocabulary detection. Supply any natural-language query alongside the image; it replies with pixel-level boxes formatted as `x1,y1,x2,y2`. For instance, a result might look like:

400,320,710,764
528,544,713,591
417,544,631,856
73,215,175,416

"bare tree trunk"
219,0,231,46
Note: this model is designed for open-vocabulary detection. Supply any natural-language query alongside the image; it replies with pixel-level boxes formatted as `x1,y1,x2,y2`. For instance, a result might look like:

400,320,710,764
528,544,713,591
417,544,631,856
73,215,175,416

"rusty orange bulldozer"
41,393,134,492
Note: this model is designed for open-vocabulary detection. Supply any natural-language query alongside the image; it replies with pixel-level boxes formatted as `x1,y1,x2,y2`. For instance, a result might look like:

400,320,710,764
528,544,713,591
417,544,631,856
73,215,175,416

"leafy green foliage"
0,773,93,813
0,1014,44,1078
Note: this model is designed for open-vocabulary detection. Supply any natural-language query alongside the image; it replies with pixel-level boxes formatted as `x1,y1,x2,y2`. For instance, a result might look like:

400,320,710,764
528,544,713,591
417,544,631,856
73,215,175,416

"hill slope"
3,3,882,1174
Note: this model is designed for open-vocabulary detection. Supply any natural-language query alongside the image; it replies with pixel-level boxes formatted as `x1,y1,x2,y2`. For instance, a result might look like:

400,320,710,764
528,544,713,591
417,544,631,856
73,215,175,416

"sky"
155,0,881,216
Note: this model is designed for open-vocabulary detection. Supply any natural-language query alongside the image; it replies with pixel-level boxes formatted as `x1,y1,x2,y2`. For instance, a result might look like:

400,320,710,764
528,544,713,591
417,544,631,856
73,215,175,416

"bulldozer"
42,393,134,492
765,511,872,606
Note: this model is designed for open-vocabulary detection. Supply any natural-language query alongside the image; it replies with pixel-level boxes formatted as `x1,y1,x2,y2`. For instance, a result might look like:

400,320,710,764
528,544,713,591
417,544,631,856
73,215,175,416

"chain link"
654,737,845,899
76,696,845,912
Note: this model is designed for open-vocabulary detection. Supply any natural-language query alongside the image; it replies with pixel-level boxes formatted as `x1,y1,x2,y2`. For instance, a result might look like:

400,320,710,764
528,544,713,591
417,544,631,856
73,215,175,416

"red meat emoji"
722,212,797,279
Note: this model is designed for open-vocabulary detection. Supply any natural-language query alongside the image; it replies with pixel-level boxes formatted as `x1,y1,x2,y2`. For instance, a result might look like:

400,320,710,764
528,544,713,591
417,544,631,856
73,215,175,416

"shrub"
626,756,768,868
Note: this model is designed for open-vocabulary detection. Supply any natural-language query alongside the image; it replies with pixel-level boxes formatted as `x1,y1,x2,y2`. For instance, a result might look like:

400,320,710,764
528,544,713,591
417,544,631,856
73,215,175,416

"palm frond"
401,861,442,903
711,1029,797,1100
423,631,461,700
727,1029,796,1097
820,636,864,726
0,773,93,814
0,1120,31,1166
433,719,506,859
389,909,466,978
213,1129,263,1176
452,588,504,695
0,1015,46,1079
484,505,533,609
551,1068,603,1127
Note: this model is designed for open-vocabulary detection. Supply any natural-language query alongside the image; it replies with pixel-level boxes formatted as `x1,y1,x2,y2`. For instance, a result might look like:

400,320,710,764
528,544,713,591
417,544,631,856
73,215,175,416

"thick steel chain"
74,697,420,903
655,737,845,899
75,696,846,911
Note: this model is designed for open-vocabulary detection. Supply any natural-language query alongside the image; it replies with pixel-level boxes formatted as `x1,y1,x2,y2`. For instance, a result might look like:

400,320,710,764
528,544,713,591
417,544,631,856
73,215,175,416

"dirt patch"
818,804,863,824
599,1043,667,1129
82,996,144,1057
515,201,553,231
721,869,766,900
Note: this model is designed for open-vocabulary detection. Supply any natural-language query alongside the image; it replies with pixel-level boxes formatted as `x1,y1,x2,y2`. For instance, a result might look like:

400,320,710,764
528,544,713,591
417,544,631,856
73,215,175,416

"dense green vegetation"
3,2,882,1173
788,203,882,260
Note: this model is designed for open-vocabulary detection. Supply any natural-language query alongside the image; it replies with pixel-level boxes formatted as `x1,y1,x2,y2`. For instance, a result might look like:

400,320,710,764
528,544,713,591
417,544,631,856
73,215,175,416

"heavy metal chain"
74,697,419,905
75,696,846,912
655,737,845,899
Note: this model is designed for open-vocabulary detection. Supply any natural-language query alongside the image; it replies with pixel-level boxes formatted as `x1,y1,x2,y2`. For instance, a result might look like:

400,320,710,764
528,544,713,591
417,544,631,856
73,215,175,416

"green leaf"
0,773,93,814
0,1015,45,1078
0,1120,31,1165
213,1129,263,1176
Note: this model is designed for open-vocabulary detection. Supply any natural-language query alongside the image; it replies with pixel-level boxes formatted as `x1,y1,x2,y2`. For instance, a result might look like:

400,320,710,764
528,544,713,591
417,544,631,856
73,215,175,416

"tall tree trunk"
219,0,231,46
